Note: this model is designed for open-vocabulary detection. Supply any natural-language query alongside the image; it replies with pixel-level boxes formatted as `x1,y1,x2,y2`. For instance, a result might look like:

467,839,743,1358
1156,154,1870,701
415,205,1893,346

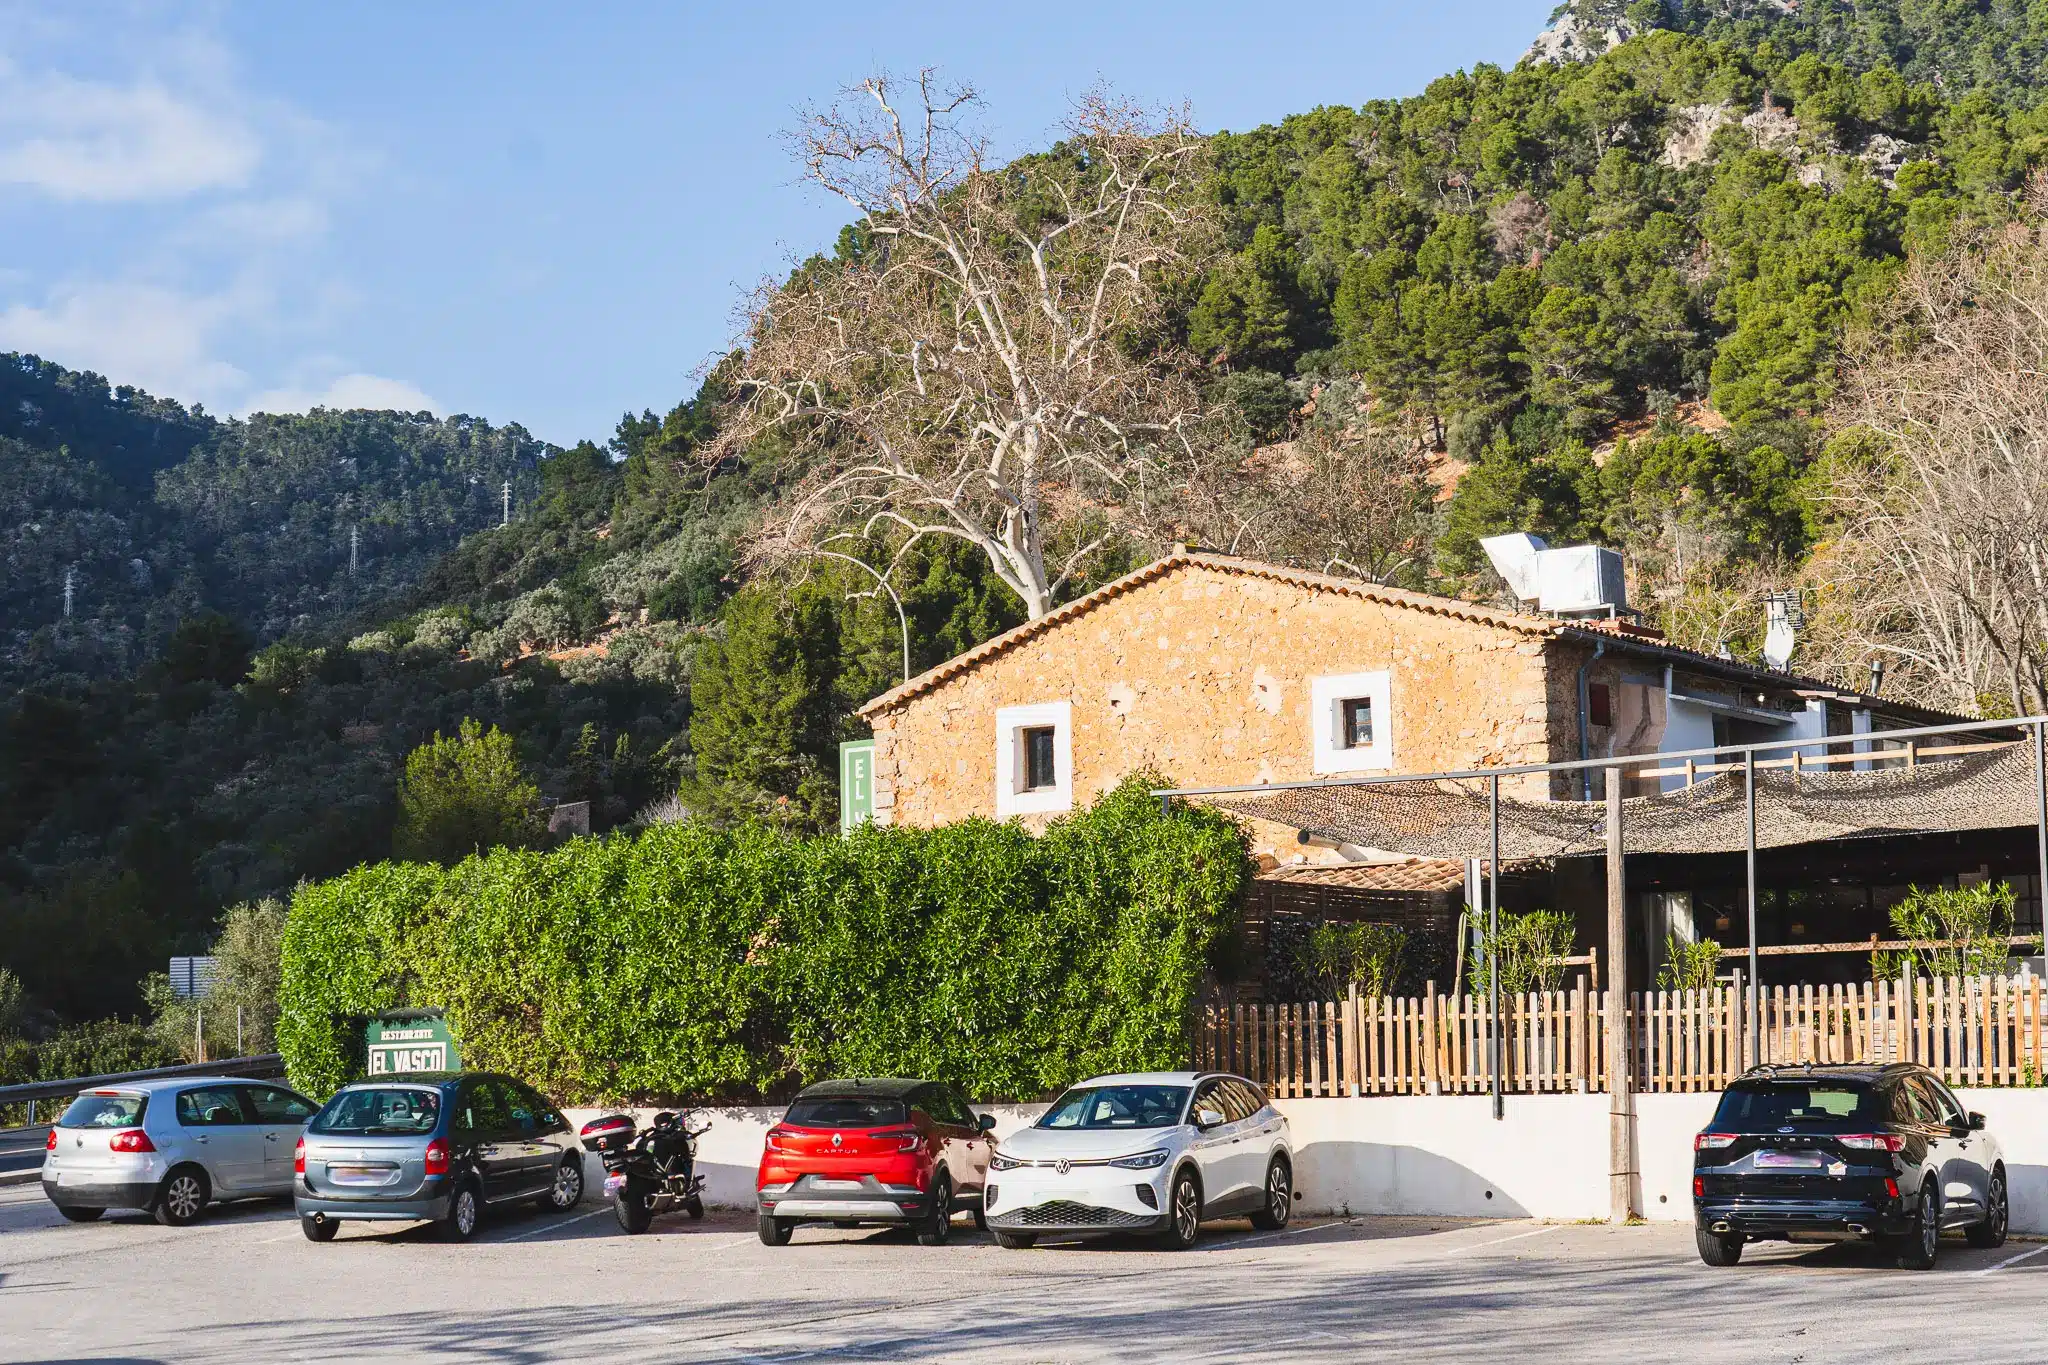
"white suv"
984,1071,1292,1249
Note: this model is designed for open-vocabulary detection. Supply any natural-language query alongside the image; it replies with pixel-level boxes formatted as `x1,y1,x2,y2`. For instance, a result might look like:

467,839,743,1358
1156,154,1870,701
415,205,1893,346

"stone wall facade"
864,558,1570,839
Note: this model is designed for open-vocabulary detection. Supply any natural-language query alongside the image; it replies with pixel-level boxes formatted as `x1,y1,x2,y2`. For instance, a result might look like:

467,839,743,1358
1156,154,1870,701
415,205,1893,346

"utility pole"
501,480,512,528
1606,774,1639,1222
349,526,360,577
62,565,75,619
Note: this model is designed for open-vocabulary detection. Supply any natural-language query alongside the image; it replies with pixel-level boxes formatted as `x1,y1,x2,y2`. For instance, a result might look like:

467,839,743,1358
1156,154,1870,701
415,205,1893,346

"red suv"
755,1078,995,1246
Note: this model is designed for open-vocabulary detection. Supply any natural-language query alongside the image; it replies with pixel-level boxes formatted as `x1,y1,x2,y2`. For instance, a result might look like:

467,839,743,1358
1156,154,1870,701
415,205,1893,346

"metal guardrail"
0,1053,286,1110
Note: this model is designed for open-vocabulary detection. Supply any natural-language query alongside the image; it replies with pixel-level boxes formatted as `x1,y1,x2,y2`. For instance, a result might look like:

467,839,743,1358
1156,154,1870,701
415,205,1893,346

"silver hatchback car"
41,1077,319,1225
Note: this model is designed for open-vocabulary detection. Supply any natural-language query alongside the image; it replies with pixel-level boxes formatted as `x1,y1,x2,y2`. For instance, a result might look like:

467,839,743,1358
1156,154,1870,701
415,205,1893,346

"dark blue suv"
294,1072,585,1241
1693,1063,2007,1270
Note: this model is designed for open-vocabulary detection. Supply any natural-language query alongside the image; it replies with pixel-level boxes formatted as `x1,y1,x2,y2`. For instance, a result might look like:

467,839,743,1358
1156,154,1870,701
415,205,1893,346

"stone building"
852,551,1984,990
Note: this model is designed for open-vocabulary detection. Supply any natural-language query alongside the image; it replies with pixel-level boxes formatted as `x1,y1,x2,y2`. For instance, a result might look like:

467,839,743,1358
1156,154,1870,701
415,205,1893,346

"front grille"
991,1200,1153,1229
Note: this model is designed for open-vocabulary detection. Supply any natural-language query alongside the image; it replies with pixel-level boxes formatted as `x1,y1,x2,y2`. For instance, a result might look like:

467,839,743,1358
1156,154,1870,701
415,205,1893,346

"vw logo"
1778,1126,1794,1134
831,1133,843,1148
1055,1159,1071,1175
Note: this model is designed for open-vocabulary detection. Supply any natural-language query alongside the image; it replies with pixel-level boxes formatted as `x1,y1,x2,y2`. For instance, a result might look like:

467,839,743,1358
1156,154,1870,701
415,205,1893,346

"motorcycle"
578,1110,708,1234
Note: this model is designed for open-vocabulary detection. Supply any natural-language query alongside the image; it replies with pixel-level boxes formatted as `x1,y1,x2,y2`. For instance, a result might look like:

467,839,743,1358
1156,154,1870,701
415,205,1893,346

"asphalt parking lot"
3,1178,2044,1364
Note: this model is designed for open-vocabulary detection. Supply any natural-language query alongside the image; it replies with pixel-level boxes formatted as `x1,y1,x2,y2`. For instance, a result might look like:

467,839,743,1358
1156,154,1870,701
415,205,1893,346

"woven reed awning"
1196,744,2041,862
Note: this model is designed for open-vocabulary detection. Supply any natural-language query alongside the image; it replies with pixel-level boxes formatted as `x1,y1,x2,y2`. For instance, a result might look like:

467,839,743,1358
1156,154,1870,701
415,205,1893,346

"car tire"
972,1205,988,1233
1894,1185,1939,1270
994,1231,1035,1249
55,1205,104,1223
152,1166,209,1227
1249,1156,1292,1231
1966,1167,2008,1250
615,1185,655,1235
1159,1168,1202,1251
301,1215,339,1242
441,1180,482,1242
917,1173,954,1247
1695,1228,1742,1266
758,1214,793,1246
537,1157,583,1213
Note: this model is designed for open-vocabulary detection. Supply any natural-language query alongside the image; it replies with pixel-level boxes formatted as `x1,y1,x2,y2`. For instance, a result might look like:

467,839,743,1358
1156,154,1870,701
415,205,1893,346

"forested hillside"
10,6,2048,1027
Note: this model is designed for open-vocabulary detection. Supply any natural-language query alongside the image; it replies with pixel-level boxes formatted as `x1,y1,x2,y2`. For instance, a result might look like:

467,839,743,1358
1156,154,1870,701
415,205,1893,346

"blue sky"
0,1,1553,447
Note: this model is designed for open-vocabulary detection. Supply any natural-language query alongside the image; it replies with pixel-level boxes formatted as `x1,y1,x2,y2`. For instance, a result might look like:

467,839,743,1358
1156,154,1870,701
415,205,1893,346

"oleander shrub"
277,775,1249,1102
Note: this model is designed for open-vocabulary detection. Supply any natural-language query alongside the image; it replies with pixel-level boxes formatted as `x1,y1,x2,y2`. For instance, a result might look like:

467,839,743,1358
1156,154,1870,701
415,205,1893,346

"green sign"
365,1010,460,1076
840,739,876,834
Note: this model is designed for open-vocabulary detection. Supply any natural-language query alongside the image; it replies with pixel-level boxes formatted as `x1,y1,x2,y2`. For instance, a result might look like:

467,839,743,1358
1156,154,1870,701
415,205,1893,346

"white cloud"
0,279,252,408
245,372,438,416
0,69,260,202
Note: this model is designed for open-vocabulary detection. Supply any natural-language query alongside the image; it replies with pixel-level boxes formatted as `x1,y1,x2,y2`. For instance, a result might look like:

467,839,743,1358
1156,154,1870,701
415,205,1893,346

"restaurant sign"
365,1010,461,1076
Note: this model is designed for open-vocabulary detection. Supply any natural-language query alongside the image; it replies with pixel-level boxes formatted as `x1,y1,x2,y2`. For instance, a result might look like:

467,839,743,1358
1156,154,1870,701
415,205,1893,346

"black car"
1692,1062,2008,1269
295,1071,585,1241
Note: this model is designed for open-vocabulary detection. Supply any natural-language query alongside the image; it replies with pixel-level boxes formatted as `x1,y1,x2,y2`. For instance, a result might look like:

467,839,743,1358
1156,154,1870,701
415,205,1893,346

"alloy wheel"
1173,1176,1199,1241
1268,1165,1290,1222
1921,1192,1938,1261
552,1161,583,1209
163,1175,203,1221
456,1189,478,1237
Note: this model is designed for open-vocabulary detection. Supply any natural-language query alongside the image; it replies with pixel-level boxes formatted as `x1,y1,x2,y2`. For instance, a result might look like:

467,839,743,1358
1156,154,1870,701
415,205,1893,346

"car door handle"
194,1135,209,1144
264,1132,278,1142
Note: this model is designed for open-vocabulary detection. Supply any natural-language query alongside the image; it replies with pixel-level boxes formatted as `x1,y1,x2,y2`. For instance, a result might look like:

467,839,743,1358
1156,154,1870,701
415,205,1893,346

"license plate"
811,1179,863,1191
604,1174,626,1195
327,1165,394,1185
1755,1150,1823,1169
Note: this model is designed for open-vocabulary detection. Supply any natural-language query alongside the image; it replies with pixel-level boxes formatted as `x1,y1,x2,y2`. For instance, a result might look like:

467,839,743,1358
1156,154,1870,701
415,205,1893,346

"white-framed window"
995,701,1073,817
1311,670,1392,775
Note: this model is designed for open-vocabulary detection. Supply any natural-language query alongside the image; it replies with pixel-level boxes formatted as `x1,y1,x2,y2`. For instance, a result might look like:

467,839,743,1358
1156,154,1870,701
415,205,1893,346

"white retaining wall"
570,1089,2048,1233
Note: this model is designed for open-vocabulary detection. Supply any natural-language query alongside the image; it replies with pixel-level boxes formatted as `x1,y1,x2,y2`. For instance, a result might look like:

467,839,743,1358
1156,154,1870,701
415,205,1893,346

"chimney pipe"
1868,659,1885,696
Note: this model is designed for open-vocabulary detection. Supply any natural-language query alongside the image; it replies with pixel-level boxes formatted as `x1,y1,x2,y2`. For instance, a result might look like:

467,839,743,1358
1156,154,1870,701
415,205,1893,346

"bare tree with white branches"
1811,182,2048,716
712,71,1218,620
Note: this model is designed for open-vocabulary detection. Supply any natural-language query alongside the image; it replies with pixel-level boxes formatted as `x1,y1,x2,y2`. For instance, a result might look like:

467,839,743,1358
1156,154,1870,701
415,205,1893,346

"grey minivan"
294,1071,584,1241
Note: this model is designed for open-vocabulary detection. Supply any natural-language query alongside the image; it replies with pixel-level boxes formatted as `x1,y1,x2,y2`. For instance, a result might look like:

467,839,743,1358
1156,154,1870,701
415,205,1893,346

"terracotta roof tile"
1256,859,1468,894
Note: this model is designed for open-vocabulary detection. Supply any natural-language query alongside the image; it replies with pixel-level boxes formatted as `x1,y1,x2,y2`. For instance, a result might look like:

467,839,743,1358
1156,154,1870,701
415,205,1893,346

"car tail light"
1693,1176,1703,1198
764,1127,789,1152
294,1137,306,1175
45,1129,57,1151
881,1127,923,1153
424,1139,450,1175
1694,1132,1737,1151
1885,1177,1900,1199
109,1129,155,1153
1837,1133,1906,1153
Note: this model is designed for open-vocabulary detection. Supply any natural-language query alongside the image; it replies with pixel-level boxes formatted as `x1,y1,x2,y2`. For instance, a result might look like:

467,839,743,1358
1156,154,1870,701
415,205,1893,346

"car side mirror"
1968,1112,1987,1131
977,1113,997,1132
1195,1107,1226,1130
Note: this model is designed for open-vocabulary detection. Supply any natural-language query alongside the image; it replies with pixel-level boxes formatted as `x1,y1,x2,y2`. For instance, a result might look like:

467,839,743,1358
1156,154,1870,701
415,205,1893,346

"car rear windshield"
58,1092,146,1128
782,1096,908,1128
1038,1085,1190,1130
309,1087,442,1136
1711,1081,1882,1129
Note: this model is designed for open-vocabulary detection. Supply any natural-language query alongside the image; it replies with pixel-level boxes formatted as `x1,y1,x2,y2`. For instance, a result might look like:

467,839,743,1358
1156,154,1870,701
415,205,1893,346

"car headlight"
1108,1148,1171,1170
989,1150,1023,1171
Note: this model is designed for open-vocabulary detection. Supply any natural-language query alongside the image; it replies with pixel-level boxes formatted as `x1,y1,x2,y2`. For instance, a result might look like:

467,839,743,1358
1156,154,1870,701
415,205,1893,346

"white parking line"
497,1206,613,1242
1440,1224,1553,1256
1228,1217,1364,1248
1974,1244,2048,1276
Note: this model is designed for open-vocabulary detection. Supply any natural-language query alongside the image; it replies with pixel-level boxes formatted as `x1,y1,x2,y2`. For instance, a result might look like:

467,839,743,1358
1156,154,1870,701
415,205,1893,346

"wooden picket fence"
1194,975,2048,1097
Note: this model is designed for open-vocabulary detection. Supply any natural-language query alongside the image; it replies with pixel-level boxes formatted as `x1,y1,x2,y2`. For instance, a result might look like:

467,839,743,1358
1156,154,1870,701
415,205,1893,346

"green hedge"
278,777,1248,1102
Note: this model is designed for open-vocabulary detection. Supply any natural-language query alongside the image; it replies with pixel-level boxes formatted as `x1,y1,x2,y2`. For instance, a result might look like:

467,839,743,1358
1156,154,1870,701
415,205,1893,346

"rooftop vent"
1480,533,1627,619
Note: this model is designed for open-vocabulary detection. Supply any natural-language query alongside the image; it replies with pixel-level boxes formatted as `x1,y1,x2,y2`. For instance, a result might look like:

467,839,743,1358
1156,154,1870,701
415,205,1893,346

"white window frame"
1311,671,1393,775
995,701,1073,817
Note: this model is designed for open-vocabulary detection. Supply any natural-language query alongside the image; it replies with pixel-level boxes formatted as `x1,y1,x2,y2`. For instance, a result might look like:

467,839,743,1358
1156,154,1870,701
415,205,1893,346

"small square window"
1339,698,1373,750
1023,726,1057,790
1588,682,1612,729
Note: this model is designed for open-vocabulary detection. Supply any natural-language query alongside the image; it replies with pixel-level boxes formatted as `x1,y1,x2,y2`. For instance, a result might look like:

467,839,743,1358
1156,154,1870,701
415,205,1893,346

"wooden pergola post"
1606,774,1639,1222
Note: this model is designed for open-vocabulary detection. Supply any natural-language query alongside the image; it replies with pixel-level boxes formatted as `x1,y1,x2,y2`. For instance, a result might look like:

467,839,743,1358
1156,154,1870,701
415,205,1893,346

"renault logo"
1055,1159,1071,1175
831,1133,843,1148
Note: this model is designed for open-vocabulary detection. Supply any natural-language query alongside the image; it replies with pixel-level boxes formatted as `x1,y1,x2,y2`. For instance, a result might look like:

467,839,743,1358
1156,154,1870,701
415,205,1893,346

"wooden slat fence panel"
1195,975,2048,1096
